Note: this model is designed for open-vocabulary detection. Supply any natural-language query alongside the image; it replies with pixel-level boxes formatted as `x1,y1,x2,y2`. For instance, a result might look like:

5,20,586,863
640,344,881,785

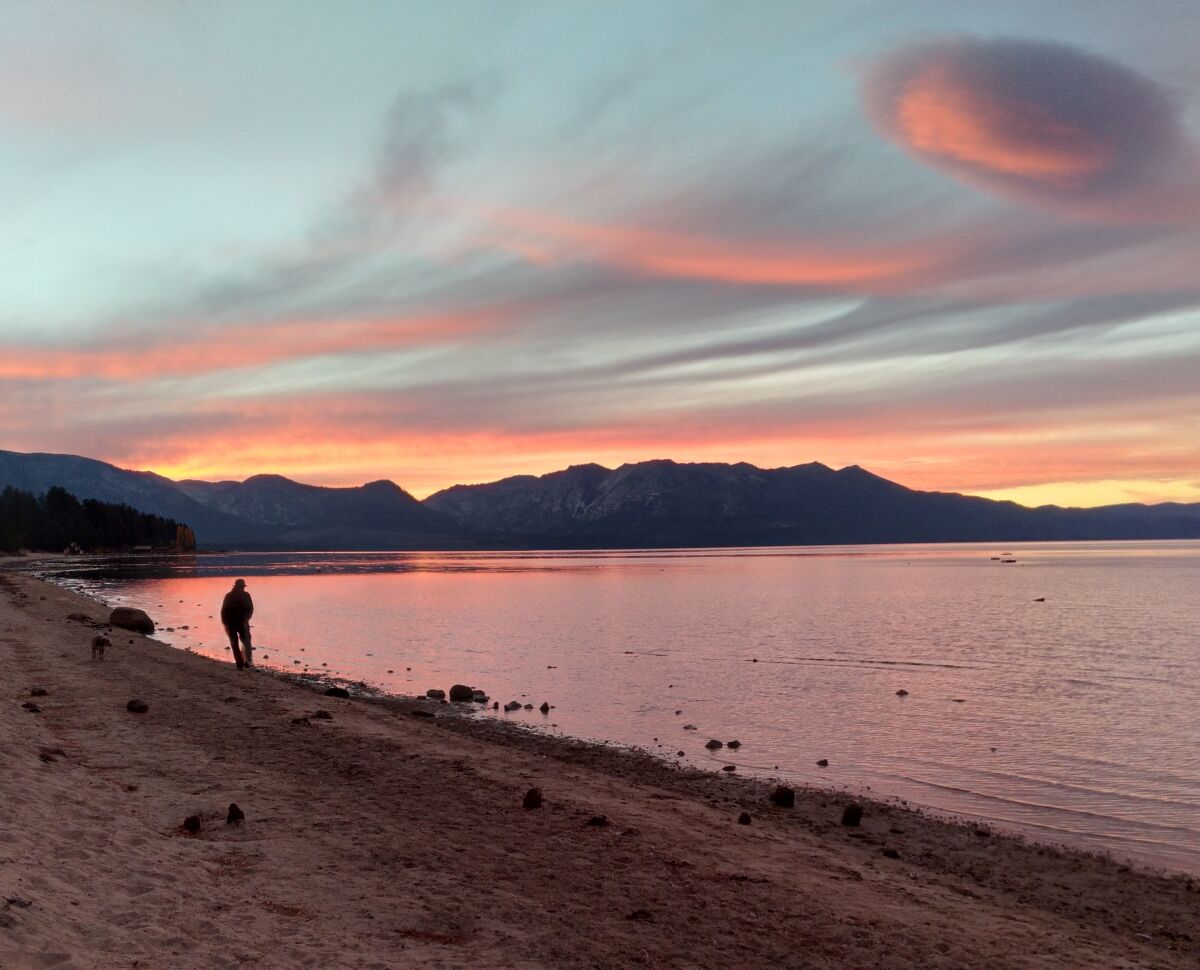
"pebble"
738,812,752,825
816,758,829,767
226,803,245,825
522,787,543,810
182,815,202,835
705,739,723,750
126,699,149,714
841,804,863,827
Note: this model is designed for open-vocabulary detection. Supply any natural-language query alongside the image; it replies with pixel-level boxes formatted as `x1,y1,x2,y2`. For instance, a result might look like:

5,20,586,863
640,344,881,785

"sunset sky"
2,1,1199,505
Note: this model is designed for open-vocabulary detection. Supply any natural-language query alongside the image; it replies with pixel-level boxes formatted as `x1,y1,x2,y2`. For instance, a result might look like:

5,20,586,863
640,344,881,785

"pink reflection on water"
69,540,1200,874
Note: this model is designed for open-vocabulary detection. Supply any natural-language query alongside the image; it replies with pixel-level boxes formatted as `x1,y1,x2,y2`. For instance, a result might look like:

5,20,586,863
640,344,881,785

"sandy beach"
1,567,1196,969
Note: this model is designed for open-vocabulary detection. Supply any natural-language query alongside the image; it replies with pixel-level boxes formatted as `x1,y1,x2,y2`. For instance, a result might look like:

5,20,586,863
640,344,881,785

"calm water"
37,542,1200,873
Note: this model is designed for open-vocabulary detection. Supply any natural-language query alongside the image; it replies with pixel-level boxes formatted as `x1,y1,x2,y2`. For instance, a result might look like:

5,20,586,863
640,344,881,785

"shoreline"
25,547,1199,877
2,568,1197,968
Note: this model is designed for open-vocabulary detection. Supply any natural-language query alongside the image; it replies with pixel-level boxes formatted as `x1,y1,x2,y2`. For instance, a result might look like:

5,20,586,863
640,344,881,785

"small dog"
91,635,110,661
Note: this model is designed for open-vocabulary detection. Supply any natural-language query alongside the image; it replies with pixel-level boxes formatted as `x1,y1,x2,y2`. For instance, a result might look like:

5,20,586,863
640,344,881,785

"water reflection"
28,540,1200,874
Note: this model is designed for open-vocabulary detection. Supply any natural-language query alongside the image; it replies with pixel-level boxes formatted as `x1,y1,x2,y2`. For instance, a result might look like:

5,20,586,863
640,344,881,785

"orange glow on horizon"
83,412,1200,508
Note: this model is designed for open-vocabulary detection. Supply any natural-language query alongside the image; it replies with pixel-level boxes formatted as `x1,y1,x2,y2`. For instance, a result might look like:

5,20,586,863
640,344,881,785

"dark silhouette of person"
220,578,254,670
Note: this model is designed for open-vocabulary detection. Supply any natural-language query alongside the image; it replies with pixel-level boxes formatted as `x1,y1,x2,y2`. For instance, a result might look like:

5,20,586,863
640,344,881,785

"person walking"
220,578,254,669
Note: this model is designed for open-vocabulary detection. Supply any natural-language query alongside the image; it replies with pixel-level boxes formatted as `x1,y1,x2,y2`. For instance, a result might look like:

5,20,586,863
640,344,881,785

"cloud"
0,311,494,381
469,205,940,290
863,37,1194,219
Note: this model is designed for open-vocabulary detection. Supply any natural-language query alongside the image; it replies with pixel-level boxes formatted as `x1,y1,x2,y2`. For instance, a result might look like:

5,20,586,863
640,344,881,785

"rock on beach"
109,607,155,634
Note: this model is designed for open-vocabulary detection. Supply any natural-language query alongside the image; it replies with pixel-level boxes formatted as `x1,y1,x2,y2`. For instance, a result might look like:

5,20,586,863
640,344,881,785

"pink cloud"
863,38,1198,222
0,311,500,382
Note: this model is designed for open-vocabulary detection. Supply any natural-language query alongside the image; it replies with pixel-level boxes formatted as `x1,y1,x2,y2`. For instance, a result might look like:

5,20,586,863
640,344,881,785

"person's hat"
233,578,247,588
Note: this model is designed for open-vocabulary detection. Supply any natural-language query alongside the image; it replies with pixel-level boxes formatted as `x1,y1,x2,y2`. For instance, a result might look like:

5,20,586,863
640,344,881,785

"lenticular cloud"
863,37,1183,212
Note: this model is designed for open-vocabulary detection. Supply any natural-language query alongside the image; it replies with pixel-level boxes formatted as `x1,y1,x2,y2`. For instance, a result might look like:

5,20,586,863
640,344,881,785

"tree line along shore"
0,485,195,555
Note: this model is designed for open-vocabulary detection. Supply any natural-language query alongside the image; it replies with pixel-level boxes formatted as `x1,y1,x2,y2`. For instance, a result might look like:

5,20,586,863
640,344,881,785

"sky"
2,1,1199,505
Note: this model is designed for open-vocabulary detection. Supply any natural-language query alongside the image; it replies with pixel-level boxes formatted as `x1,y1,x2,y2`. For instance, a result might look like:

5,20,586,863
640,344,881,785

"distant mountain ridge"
424,459,1200,546
2,448,1198,550
175,474,459,548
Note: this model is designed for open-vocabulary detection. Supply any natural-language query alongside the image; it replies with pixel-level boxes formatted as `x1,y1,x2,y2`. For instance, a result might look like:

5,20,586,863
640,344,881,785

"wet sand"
1,567,1196,969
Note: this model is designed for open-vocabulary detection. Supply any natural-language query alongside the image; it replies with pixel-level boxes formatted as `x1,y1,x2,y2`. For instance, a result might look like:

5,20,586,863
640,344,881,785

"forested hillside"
0,486,193,553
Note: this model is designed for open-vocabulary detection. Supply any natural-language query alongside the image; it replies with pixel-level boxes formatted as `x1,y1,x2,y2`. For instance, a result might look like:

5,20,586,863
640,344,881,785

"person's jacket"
221,589,254,627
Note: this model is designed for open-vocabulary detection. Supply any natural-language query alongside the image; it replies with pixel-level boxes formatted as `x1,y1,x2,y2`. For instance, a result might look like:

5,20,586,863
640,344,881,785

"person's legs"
225,624,245,669
240,623,253,667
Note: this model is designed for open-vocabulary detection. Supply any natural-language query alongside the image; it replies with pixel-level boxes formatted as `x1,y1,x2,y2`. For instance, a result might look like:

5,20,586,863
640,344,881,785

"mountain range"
2,448,1199,550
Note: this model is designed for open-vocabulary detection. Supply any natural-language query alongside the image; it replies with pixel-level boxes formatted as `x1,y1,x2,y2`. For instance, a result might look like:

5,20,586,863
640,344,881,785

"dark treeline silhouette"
0,485,194,554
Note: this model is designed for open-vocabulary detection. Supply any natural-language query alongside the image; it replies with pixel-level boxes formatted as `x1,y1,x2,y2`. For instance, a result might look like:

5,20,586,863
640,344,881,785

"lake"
36,541,1200,874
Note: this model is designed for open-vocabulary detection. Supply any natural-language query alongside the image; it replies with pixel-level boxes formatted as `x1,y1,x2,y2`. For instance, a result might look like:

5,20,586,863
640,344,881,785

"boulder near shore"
108,606,155,634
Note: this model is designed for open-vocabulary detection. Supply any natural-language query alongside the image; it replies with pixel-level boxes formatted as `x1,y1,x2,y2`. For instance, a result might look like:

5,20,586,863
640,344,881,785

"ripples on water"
37,541,1200,873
